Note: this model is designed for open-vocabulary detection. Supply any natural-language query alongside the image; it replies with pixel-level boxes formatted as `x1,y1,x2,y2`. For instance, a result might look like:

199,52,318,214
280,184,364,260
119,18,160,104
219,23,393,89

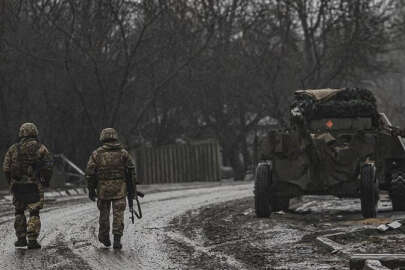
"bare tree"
0,0,398,177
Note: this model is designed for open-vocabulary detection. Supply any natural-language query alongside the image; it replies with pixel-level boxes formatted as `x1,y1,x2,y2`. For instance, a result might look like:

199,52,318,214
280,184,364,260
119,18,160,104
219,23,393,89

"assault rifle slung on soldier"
125,169,144,223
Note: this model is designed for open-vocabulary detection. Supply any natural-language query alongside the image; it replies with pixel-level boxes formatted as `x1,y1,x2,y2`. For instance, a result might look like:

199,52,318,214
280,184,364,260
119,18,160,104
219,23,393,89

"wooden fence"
133,140,221,184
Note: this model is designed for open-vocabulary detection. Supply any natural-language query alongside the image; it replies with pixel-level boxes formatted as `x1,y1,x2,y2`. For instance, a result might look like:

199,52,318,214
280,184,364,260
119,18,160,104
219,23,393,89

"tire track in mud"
166,197,350,270
166,231,248,270
128,184,253,269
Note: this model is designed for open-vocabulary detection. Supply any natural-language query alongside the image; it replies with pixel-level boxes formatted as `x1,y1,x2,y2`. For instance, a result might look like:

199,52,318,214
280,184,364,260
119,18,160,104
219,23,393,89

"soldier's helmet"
99,128,119,143
18,122,39,138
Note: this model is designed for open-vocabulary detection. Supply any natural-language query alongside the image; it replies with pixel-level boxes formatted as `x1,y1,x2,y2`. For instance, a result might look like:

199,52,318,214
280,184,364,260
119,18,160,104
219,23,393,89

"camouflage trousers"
13,189,44,241
97,197,126,239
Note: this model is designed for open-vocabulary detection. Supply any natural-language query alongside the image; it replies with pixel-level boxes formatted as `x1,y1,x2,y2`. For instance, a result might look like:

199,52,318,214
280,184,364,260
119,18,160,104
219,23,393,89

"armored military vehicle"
255,88,405,218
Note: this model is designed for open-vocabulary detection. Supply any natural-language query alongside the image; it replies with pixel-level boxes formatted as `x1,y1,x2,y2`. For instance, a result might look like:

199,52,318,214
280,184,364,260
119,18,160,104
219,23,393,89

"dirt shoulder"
165,196,405,270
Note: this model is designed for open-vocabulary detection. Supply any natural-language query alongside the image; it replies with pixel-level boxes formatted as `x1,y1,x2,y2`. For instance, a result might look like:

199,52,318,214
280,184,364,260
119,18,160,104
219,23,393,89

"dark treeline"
0,0,401,179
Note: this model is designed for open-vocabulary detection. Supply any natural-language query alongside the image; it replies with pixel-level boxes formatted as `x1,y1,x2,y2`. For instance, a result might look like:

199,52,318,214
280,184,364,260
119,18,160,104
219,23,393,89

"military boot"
113,234,122,250
14,237,27,248
99,235,111,247
27,240,41,249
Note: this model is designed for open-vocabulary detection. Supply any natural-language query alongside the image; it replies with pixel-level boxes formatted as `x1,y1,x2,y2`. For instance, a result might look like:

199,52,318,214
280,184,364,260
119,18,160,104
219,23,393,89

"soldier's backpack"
11,141,41,203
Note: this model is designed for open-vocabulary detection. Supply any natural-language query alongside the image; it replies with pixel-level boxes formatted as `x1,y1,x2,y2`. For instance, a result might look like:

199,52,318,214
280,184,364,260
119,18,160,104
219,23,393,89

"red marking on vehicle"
326,120,333,128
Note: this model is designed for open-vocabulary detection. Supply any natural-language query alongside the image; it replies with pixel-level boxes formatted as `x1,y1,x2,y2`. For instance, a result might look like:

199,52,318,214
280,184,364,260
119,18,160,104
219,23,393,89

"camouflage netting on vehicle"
293,88,378,121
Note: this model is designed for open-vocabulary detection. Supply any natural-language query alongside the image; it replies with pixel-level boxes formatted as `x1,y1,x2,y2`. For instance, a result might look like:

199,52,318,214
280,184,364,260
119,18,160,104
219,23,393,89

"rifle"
126,169,144,223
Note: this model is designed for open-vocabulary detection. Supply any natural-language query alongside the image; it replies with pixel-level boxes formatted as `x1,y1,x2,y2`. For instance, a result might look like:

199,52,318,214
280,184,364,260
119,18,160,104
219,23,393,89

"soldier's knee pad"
30,210,40,217
15,210,24,216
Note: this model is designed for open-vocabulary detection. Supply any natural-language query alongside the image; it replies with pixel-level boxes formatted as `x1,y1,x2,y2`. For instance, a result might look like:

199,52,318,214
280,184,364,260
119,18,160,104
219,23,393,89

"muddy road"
0,183,251,270
1,183,405,270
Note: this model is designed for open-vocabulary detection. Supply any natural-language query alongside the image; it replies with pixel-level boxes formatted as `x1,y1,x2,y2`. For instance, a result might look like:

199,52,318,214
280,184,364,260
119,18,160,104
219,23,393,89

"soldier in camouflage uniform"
86,128,136,250
3,123,53,249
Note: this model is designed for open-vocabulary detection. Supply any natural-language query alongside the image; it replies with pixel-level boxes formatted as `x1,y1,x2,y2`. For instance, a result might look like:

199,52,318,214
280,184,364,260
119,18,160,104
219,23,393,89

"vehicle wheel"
254,161,272,217
270,195,290,212
390,174,405,211
360,163,379,218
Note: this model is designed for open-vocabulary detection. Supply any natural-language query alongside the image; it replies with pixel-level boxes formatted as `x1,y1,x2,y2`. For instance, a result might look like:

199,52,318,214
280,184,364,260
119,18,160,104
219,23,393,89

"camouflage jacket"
86,142,136,200
3,138,53,187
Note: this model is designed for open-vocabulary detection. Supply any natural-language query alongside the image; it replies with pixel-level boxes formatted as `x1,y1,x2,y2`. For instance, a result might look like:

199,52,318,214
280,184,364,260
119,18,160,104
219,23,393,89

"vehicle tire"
390,174,405,211
360,163,379,218
254,162,272,218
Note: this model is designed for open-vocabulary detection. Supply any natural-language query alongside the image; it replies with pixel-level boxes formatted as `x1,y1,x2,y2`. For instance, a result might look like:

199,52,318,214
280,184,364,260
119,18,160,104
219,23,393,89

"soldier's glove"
88,188,96,202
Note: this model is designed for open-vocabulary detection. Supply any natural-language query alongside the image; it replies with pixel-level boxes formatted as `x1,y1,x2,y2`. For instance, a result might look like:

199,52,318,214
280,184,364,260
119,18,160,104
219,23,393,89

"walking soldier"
2,123,53,249
86,128,136,249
